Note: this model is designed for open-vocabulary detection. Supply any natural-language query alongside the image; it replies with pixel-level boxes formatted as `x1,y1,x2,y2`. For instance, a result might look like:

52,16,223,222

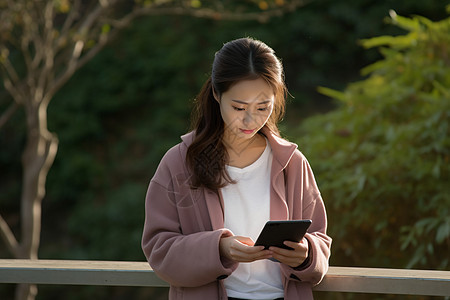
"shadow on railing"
0,260,449,296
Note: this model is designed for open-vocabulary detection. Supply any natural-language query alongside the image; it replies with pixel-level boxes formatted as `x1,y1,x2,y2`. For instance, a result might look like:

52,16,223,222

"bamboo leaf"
390,13,421,32
317,86,346,102
360,33,417,49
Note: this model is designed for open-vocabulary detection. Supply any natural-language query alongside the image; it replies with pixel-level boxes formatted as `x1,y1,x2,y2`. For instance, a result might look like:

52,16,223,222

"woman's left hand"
269,238,309,268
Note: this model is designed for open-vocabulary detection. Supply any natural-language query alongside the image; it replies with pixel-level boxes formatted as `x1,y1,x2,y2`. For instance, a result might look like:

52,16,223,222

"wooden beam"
0,260,167,287
315,266,450,296
0,260,449,296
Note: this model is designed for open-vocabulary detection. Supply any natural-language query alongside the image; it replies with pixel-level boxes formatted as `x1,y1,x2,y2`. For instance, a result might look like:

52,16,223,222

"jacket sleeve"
280,195,331,285
280,153,332,286
141,151,237,287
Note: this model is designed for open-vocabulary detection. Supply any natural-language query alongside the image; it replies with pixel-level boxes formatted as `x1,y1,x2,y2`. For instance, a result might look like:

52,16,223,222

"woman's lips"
240,128,255,134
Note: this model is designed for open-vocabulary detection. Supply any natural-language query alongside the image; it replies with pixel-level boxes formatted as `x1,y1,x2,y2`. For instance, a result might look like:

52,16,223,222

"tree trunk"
15,284,38,300
15,99,58,300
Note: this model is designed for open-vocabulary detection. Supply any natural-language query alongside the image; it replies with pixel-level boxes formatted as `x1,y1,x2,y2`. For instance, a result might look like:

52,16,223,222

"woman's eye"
232,106,245,111
257,107,268,111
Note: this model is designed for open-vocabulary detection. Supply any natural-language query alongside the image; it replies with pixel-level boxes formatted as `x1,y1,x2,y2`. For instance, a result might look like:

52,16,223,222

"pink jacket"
142,127,331,300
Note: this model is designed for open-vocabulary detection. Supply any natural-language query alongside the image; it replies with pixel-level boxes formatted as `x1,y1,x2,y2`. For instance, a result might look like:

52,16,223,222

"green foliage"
296,12,450,269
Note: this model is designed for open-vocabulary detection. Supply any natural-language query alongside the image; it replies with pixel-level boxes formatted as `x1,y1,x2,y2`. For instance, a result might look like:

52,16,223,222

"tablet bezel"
254,219,312,250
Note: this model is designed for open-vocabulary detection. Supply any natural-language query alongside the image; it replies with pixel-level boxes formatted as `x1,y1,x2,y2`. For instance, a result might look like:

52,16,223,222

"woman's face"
216,77,274,145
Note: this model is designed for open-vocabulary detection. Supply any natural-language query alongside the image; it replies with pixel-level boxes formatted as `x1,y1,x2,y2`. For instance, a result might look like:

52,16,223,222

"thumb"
235,236,255,246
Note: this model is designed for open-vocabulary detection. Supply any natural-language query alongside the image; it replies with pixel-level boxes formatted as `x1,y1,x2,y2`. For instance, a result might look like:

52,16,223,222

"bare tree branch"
112,0,310,27
36,1,56,105
20,35,33,77
0,214,21,258
58,0,81,45
0,50,20,86
0,101,19,130
3,78,24,105
78,0,119,34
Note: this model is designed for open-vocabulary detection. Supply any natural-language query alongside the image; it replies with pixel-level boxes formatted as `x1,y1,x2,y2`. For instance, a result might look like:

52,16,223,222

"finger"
233,240,265,253
270,246,304,258
270,243,307,267
272,253,305,267
232,243,271,258
233,238,271,254
270,246,303,258
230,244,272,262
271,247,306,265
283,240,308,251
230,250,272,262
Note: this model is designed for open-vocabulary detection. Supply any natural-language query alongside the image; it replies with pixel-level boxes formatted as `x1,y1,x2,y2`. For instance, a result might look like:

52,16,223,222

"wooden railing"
0,260,449,296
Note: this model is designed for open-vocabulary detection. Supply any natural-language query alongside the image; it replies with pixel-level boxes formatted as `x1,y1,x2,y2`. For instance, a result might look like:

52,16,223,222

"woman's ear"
212,88,220,103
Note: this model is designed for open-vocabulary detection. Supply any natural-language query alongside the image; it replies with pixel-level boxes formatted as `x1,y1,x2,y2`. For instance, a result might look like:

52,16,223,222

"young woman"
142,37,331,300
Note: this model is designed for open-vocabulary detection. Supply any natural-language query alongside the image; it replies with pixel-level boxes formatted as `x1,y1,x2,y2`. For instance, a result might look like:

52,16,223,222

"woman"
142,37,331,300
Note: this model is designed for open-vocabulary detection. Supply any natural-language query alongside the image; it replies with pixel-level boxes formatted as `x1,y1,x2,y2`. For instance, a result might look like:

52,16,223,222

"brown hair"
186,37,287,191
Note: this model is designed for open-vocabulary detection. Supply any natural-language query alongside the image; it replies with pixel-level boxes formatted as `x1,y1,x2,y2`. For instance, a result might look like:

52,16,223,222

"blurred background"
0,0,449,299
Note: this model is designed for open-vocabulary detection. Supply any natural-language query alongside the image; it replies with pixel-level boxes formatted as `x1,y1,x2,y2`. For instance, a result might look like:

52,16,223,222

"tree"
295,8,450,273
0,0,309,299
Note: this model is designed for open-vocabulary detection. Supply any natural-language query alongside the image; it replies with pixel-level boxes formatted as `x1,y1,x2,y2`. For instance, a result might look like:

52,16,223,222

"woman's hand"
269,238,309,268
219,236,272,263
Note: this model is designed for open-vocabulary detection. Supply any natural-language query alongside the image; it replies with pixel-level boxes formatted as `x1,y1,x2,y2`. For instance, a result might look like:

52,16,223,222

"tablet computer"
254,220,312,250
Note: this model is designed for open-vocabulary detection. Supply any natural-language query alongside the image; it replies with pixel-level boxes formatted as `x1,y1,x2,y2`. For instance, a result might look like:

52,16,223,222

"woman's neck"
224,133,266,168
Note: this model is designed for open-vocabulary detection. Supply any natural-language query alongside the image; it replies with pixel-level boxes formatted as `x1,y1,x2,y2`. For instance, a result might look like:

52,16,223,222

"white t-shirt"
222,140,284,300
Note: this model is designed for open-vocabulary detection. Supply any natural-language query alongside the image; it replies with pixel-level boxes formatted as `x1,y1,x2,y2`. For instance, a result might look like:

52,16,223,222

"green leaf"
101,24,111,34
360,33,417,49
390,13,421,32
432,80,450,97
190,0,201,8
436,219,450,244
316,86,346,102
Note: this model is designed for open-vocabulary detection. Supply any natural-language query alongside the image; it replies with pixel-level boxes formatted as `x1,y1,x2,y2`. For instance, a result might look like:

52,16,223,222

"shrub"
295,9,450,269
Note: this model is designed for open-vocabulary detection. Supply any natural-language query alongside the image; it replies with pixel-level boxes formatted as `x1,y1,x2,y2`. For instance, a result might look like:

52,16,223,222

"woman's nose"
243,111,253,125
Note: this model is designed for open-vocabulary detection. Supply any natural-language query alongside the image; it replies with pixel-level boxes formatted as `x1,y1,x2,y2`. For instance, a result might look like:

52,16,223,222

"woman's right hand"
219,236,272,263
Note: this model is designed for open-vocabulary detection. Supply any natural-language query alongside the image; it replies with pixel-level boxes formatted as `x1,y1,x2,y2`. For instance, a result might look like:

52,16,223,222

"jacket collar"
180,126,297,170
181,130,195,146
260,126,298,173
260,127,298,220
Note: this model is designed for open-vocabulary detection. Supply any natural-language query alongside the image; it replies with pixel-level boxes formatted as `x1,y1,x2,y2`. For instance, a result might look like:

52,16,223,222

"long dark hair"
186,37,287,191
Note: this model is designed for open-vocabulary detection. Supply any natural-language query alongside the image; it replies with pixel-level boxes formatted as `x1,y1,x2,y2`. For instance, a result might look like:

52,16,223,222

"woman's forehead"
222,78,275,102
